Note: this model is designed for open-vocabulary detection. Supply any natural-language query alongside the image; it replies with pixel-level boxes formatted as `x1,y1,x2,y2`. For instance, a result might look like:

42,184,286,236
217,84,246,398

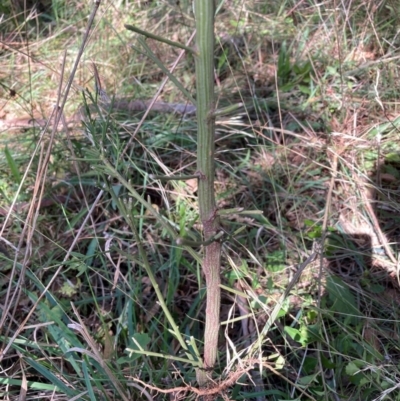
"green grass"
1,0,400,400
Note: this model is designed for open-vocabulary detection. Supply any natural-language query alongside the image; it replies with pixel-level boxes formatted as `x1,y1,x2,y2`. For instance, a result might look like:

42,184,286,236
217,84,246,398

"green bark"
194,0,221,391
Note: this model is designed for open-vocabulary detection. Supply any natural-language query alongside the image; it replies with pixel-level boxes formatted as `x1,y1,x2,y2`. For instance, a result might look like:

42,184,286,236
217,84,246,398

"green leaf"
345,361,362,375
277,41,291,83
385,153,400,163
266,250,286,272
305,323,321,342
126,333,151,361
225,269,245,283
367,283,385,294
35,301,83,376
298,373,319,386
298,84,311,95
26,358,78,396
275,355,285,370
0,377,60,391
82,361,97,401
320,353,335,369
381,380,392,390
326,276,361,324
111,184,122,210
303,356,318,375
4,145,21,184
59,278,81,297
217,48,229,71
47,323,83,376
276,298,290,318
307,225,322,239
250,295,267,309
131,333,151,350
279,399,301,401
284,326,308,346
383,164,400,179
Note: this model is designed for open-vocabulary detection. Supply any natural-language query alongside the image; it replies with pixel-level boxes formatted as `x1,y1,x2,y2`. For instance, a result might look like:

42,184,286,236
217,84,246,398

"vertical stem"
194,0,221,388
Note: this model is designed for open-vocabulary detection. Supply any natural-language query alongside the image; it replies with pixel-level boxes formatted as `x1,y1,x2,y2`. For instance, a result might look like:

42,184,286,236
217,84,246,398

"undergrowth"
1,0,400,400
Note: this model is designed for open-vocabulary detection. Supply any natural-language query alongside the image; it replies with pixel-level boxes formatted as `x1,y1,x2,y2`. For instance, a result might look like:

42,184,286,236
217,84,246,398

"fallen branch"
0,97,196,131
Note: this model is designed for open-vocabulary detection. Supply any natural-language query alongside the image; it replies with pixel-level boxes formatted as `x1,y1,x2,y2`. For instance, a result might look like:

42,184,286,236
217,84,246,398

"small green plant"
277,41,313,92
